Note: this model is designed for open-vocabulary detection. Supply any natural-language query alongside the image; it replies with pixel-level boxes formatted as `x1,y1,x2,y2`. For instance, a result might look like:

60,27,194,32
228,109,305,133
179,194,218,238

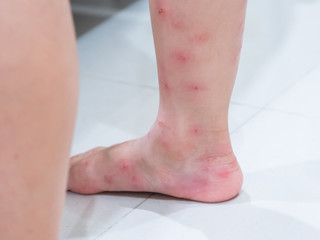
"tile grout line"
82,72,159,91
230,100,262,109
93,193,154,240
231,63,320,133
262,107,320,120
230,108,264,134
262,63,320,108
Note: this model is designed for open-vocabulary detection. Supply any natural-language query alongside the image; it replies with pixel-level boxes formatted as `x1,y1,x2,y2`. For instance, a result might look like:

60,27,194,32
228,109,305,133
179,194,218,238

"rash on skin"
160,77,170,90
190,32,211,44
215,166,231,178
192,127,199,135
158,120,165,127
171,49,195,69
173,51,189,63
119,159,130,171
104,174,113,184
155,2,186,30
170,17,185,30
183,83,207,95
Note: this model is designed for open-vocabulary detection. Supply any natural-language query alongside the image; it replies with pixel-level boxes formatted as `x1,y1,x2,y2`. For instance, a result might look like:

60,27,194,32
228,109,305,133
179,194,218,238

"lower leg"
0,1,78,239
68,0,247,202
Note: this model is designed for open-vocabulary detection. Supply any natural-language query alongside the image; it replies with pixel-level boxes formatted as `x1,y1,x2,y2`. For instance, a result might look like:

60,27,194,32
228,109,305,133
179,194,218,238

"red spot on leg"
160,77,170,90
174,52,188,62
191,32,211,44
158,120,164,127
172,50,191,65
185,83,206,93
171,17,185,29
158,8,164,14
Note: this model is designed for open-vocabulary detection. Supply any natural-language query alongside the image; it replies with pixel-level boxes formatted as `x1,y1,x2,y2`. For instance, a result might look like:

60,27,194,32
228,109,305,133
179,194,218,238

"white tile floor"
60,0,320,239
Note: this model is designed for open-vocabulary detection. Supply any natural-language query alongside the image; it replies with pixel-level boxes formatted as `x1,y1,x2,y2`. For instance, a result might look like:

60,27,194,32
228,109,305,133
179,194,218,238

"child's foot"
67,119,243,203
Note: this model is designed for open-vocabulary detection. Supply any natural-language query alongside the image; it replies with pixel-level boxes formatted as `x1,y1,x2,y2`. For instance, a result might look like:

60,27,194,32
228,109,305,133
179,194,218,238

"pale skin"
0,0,247,239
0,1,78,239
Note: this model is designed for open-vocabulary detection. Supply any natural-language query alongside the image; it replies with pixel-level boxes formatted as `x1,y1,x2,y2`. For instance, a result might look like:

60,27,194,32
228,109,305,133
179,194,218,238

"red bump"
131,175,138,182
192,32,211,44
104,174,113,184
217,167,230,178
158,120,165,127
185,83,205,93
160,138,169,148
171,18,184,29
173,51,189,63
158,8,164,14
193,177,209,187
120,160,129,170
160,78,170,90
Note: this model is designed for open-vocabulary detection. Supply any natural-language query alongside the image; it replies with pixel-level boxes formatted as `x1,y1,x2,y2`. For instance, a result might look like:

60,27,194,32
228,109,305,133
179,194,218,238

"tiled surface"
61,0,320,239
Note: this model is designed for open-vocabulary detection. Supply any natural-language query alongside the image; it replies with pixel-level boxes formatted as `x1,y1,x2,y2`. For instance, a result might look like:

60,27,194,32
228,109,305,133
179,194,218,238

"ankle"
145,118,233,160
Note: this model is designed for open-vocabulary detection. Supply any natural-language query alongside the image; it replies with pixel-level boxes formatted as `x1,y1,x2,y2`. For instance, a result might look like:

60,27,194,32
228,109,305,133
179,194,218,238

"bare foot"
67,120,243,203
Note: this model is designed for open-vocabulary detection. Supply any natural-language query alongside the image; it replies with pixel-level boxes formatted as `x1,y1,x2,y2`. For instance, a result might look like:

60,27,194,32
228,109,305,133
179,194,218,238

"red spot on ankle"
216,166,231,178
186,177,209,191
